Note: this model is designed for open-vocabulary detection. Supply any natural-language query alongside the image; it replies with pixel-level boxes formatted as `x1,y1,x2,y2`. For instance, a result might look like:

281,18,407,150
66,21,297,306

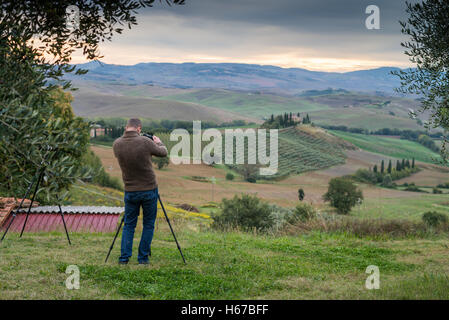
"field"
89,142,449,214
162,88,330,119
266,126,349,177
71,83,428,131
2,139,449,299
2,228,449,299
71,88,256,123
329,130,442,164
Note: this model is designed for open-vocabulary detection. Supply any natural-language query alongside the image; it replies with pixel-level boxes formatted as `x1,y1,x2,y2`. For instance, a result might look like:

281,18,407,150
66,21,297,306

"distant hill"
70,62,405,94
70,81,425,130
71,87,256,123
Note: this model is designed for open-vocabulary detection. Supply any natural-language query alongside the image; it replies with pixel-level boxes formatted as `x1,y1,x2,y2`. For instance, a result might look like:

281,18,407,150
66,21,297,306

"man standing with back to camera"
113,118,168,265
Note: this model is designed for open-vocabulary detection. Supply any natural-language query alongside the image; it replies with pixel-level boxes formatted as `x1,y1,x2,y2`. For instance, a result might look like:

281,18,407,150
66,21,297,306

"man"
113,118,168,265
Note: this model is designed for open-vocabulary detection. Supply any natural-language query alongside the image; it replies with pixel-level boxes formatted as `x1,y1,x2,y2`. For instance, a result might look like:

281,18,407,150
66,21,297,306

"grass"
347,193,449,221
2,228,449,299
2,181,449,300
309,108,423,131
163,89,330,119
329,130,441,163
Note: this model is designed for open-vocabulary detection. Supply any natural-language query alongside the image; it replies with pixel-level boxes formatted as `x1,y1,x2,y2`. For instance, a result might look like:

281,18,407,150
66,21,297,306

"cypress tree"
396,160,401,171
387,160,392,174
412,158,415,168
381,160,385,174
373,164,378,173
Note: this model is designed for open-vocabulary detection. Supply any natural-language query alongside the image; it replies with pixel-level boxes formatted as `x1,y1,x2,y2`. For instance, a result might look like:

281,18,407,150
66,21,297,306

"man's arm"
146,135,168,157
112,140,118,158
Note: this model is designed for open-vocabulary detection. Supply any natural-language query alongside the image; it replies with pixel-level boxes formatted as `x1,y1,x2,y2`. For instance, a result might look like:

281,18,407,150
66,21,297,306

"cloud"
72,0,416,71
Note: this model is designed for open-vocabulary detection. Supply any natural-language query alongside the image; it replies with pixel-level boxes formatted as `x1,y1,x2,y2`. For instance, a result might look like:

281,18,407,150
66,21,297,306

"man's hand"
152,135,162,144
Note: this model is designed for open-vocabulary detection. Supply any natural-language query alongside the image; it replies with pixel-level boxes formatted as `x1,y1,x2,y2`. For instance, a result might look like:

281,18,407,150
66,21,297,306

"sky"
71,0,416,72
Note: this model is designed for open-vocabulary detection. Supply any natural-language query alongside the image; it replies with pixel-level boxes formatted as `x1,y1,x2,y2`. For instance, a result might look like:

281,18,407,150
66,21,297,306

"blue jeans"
119,188,158,263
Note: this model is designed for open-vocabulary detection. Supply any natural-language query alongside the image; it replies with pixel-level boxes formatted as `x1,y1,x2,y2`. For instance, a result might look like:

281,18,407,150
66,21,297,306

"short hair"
126,118,142,128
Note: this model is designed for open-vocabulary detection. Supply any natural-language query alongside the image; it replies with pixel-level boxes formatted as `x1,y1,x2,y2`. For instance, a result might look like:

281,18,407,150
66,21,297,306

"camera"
142,132,154,140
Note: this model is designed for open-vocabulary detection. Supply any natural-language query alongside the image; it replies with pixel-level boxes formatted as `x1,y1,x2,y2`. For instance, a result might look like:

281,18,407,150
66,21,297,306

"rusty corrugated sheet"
0,206,123,233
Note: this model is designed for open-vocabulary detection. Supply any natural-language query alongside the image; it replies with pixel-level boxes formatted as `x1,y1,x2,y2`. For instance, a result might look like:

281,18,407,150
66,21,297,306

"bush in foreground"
212,194,273,232
288,203,316,223
422,211,448,227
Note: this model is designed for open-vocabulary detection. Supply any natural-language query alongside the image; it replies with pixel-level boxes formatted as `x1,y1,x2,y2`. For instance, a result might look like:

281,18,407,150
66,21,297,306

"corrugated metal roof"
17,206,124,215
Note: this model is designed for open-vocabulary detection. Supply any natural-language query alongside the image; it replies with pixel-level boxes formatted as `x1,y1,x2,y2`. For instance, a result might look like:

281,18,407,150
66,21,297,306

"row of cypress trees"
372,158,415,174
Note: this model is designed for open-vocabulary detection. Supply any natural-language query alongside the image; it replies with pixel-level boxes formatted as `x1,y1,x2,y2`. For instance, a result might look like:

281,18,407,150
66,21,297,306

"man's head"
126,118,142,133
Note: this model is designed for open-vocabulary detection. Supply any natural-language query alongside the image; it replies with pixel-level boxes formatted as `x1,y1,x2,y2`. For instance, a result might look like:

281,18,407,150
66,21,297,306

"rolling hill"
70,62,405,94
329,130,442,164
71,80,426,130
161,88,330,119
71,88,257,123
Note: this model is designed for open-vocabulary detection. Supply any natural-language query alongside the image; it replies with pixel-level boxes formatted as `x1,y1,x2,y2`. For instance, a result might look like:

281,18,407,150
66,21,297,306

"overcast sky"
71,0,417,72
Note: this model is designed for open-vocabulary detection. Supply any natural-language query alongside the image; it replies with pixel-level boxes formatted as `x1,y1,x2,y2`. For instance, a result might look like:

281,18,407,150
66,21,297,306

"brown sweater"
113,131,168,192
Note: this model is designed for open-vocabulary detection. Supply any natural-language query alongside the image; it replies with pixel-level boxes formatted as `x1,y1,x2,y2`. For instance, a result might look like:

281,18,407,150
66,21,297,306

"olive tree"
393,0,449,163
323,177,363,215
0,1,184,203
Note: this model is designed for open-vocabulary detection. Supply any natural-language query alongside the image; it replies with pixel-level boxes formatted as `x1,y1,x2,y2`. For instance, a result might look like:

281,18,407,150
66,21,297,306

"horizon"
73,60,405,74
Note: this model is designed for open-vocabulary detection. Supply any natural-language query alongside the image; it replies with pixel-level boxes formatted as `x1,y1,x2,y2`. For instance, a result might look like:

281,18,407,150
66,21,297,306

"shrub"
212,194,273,232
298,188,305,201
353,169,378,184
269,205,293,231
404,185,426,193
323,177,363,215
190,176,208,182
80,150,123,190
225,173,235,181
382,174,394,188
422,211,448,227
246,177,257,183
288,203,316,223
176,204,200,213
152,156,170,170
433,187,443,194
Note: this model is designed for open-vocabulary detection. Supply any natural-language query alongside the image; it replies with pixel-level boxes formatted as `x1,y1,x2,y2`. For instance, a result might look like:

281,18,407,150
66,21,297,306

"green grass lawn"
309,108,423,131
1,229,449,299
329,130,441,163
163,89,330,119
2,182,449,299
351,193,449,221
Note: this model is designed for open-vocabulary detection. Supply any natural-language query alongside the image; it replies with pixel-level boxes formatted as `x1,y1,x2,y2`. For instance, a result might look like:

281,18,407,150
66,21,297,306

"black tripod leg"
1,173,39,242
158,195,186,264
19,169,45,238
58,205,71,245
105,215,125,263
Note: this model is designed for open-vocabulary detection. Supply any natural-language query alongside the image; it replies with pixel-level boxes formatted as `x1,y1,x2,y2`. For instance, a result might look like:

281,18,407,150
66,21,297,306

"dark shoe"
118,260,128,265
138,260,149,265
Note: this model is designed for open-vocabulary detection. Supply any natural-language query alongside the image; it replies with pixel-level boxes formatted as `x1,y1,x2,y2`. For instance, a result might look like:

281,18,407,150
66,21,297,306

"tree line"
262,112,311,129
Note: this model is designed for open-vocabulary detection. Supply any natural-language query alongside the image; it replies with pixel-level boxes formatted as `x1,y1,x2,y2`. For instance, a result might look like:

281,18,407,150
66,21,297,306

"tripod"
105,194,186,264
0,162,71,245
